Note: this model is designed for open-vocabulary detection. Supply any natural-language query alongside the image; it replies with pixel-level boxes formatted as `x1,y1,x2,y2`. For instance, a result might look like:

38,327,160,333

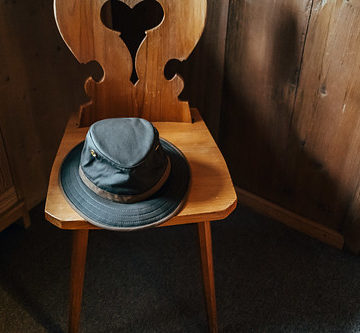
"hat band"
78,156,171,204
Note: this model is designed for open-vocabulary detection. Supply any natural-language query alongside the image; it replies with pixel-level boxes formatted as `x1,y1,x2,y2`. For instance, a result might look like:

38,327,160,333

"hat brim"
59,138,190,231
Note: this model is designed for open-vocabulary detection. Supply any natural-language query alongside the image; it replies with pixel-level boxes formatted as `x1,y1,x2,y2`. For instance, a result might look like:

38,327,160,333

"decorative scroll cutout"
54,0,207,126
100,0,164,84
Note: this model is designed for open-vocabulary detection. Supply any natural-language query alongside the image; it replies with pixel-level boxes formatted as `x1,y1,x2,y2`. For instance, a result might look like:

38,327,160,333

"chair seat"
45,109,237,230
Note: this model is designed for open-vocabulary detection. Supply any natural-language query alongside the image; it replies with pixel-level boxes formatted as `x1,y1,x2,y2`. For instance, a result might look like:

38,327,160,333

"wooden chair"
45,0,237,332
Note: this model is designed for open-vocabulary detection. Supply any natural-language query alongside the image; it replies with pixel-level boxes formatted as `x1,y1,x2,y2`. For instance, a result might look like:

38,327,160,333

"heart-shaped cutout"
101,0,164,84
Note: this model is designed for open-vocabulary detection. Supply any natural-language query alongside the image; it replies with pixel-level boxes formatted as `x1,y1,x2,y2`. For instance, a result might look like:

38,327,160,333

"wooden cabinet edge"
0,200,30,232
0,128,31,231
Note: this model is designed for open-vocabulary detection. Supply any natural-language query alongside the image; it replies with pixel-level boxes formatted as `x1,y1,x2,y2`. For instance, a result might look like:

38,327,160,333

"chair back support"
54,0,207,126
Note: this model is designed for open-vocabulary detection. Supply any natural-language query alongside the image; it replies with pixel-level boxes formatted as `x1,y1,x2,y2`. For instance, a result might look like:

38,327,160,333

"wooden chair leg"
69,230,89,333
198,221,218,333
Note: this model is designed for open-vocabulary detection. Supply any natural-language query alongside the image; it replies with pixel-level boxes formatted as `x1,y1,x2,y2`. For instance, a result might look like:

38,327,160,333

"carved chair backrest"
54,0,207,127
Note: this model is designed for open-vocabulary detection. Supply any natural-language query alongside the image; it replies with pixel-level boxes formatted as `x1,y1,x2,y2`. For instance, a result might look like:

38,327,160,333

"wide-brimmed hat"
59,118,190,230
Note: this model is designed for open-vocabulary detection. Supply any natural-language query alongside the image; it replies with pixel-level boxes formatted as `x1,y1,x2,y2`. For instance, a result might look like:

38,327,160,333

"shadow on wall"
219,4,353,238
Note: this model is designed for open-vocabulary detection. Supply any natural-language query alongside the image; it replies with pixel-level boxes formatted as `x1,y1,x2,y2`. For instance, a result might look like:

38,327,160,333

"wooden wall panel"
221,0,360,250
221,0,315,221
291,0,360,251
0,0,98,209
0,0,228,209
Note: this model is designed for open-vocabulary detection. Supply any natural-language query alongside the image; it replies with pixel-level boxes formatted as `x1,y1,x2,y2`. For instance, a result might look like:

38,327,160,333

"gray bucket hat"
60,118,190,230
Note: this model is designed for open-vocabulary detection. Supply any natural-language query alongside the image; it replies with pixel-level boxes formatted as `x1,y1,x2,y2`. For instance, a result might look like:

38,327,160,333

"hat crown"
79,118,170,201
89,118,155,168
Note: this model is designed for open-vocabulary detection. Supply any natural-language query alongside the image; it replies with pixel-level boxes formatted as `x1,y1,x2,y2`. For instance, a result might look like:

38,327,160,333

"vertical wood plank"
221,0,360,249
290,0,360,248
0,0,101,209
221,0,314,221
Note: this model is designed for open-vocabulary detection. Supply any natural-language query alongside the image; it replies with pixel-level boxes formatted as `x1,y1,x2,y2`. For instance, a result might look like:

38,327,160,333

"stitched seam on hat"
71,146,188,215
78,156,171,203
75,160,183,214
68,174,179,222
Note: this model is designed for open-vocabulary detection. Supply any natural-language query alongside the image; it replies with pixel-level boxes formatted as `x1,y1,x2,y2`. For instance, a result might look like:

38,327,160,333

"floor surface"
1,203,360,332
